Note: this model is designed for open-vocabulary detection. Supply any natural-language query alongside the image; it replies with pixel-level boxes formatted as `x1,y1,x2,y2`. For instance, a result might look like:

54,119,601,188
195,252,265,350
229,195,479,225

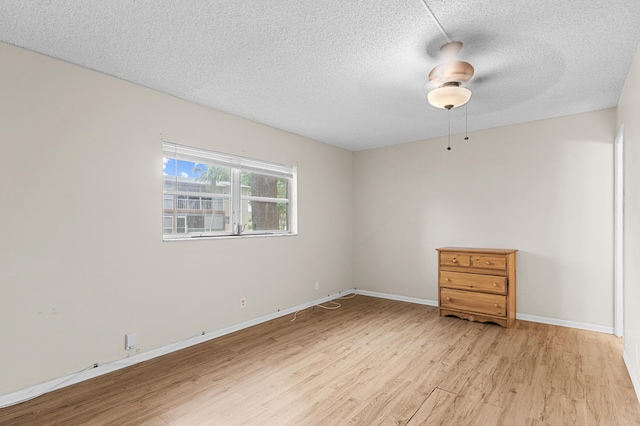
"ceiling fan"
419,0,474,149
426,40,474,111
418,0,475,111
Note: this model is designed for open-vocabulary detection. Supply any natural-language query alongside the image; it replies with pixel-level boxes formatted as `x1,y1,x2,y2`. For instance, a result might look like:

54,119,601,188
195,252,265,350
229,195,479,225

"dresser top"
436,247,518,255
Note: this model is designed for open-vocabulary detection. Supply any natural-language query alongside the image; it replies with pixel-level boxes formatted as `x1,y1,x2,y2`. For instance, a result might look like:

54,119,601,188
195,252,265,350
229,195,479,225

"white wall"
618,41,640,395
353,109,616,328
0,42,353,395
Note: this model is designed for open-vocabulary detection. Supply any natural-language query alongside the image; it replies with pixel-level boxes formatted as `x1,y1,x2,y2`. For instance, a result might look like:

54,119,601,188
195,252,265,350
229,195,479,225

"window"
162,142,296,240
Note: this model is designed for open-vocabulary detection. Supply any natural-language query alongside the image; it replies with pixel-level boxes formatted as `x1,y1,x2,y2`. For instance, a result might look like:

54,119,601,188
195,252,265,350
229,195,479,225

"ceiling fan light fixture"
427,83,472,110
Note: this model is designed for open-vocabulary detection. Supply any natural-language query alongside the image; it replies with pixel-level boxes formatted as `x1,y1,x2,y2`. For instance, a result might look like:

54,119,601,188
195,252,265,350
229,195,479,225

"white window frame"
163,142,297,240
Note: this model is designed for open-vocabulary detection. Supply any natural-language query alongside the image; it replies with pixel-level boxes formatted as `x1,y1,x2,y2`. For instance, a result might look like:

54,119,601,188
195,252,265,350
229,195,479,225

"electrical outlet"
315,281,319,290
125,332,137,350
240,297,246,309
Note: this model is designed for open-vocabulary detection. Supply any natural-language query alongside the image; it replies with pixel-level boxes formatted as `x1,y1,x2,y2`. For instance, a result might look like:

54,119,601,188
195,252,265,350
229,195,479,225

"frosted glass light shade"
427,85,472,110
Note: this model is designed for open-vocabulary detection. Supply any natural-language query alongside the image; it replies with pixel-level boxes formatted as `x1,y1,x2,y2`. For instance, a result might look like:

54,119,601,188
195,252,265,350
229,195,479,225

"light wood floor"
1,295,639,425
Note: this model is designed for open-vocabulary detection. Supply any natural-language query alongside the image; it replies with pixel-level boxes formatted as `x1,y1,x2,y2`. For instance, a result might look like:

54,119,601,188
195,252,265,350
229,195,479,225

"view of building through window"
162,143,294,239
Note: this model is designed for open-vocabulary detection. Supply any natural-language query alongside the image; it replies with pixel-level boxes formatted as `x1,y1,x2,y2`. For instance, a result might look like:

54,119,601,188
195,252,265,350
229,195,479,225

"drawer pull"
486,261,491,265
492,283,498,287
452,258,458,263
445,278,450,282
493,303,498,307
446,297,451,301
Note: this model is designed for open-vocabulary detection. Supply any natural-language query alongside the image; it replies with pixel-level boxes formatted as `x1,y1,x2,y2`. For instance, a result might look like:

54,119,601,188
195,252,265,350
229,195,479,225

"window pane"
163,158,231,196
186,215,205,233
176,217,186,233
163,195,173,209
163,216,173,234
189,163,231,195
241,172,288,199
242,200,289,231
163,196,232,233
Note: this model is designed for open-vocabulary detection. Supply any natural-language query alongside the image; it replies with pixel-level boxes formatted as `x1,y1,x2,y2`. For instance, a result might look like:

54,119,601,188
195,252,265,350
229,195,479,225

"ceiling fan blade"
428,61,475,87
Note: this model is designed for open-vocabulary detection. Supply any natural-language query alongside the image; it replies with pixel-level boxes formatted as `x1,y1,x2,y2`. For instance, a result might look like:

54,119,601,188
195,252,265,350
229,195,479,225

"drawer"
440,288,506,317
440,252,470,267
472,255,507,271
440,271,507,295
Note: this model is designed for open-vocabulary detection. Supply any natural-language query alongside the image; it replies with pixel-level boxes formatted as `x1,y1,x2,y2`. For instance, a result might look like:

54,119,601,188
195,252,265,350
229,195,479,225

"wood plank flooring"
1,295,639,425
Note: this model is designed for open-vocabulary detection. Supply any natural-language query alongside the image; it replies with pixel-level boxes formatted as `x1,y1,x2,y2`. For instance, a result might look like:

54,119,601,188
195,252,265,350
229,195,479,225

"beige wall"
618,41,640,390
0,42,353,395
0,36,630,398
354,109,615,327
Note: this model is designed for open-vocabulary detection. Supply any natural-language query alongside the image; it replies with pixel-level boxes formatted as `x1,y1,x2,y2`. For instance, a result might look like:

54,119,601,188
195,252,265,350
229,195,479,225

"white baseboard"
624,350,640,404
0,289,356,409
0,288,618,408
353,289,438,307
515,313,614,334
354,289,614,334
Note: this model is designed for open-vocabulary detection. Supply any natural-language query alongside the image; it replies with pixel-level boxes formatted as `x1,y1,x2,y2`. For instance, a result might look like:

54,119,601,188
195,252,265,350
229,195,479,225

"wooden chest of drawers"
436,247,517,328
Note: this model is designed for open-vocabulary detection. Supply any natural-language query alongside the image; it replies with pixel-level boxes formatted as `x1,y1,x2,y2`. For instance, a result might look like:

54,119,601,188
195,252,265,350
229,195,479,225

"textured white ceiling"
1,1,639,151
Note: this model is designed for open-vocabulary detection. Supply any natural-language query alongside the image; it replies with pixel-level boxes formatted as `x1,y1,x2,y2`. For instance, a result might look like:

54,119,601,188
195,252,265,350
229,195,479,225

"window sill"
163,232,297,242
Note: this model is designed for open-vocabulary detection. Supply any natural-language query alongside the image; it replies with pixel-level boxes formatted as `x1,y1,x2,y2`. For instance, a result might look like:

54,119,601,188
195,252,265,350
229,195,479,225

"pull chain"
464,103,469,140
447,108,452,150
